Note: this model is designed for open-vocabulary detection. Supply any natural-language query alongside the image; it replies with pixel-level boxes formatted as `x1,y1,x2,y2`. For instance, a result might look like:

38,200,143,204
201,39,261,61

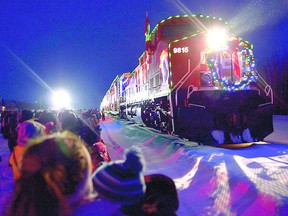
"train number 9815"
173,47,189,54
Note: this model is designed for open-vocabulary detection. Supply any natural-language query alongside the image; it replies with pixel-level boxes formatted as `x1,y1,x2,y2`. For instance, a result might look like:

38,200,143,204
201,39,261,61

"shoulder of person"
74,198,124,216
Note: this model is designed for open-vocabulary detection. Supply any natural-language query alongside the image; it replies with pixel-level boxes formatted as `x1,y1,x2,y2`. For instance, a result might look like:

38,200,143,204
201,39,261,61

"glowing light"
207,37,257,90
6,47,53,92
207,29,228,50
52,90,71,109
230,1,287,36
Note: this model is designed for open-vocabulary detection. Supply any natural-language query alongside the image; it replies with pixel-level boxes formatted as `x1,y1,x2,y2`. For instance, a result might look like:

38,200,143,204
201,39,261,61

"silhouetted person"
6,131,95,216
101,108,105,121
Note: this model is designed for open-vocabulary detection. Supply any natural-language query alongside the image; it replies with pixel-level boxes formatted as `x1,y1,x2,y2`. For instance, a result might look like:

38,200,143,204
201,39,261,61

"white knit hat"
92,146,146,205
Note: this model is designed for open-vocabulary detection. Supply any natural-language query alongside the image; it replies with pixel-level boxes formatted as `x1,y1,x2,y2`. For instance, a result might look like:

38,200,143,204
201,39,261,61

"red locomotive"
101,14,274,145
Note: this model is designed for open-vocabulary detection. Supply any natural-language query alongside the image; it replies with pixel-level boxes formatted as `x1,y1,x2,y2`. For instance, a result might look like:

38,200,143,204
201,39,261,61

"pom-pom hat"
92,146,146,205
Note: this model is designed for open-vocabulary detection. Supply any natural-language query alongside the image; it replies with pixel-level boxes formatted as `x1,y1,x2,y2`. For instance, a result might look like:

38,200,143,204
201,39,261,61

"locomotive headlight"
207,29,228,50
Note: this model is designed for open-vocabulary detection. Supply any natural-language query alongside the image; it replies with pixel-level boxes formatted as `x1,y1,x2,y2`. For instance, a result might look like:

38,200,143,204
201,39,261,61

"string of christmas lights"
207,37,258,91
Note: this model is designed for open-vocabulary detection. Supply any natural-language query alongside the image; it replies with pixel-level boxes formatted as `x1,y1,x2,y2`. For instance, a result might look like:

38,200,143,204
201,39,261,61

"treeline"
0,99,45,110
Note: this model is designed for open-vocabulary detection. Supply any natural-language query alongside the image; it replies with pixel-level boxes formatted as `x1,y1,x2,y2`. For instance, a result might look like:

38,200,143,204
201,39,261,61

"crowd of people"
1,108,179,216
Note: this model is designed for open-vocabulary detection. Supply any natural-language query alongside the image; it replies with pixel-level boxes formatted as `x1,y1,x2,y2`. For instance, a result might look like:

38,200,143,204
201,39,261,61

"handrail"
174,60,201,106
186,85,206,109
187,103,206,109
255,70,274,107
187,85,194,99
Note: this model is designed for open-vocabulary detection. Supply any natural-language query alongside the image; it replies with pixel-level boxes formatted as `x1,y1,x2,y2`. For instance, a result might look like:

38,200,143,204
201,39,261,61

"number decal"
173,47,189,54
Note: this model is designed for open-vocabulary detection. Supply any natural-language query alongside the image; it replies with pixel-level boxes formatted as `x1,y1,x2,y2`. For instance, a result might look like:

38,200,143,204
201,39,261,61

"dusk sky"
0,0,287,109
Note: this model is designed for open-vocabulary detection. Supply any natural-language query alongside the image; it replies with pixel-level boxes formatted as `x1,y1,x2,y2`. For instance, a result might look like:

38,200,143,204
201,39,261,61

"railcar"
101,14,274,145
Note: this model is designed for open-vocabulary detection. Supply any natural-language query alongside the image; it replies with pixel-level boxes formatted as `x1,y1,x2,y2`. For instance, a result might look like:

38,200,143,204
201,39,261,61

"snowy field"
264,115,288,144
1,115,288,215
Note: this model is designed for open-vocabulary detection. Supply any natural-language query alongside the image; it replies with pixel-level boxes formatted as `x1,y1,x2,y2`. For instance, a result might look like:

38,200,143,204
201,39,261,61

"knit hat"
17,120,45,147
92,146,146,205
91,141,111,172
92,141,107,154
19,131,95,208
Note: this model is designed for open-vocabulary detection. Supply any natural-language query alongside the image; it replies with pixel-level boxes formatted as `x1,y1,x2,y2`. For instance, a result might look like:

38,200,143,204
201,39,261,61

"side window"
149,78,154,90
156,74,160,86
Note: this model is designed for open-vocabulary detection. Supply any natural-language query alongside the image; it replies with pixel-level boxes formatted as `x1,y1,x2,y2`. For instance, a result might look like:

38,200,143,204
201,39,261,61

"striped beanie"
92,146,146,205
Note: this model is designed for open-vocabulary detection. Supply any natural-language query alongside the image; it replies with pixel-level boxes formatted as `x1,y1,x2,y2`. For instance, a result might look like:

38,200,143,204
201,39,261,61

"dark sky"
0,0,287,109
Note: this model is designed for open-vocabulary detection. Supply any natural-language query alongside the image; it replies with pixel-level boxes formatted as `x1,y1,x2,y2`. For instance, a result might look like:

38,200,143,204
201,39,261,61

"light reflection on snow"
173,155,231,215
212,162,231,215
174,156,202,190
233,155,288,198
98,117,288,215
208,152,224,162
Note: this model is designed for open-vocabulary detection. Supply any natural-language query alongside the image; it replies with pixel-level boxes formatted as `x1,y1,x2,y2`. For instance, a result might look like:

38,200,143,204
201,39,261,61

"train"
100,14,274,145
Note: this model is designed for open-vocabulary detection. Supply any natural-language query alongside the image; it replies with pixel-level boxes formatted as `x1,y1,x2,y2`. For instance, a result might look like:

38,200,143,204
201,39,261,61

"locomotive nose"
226,113,244,134
212,112,247,144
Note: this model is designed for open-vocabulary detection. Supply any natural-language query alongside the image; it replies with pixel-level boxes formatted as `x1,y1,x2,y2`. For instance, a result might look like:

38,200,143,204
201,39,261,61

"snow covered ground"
264,115,288,144
1,115,288,215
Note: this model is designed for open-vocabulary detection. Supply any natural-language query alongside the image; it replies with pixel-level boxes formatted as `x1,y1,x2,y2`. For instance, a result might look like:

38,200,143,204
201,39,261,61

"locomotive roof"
150,14,253,48
150,14,230,35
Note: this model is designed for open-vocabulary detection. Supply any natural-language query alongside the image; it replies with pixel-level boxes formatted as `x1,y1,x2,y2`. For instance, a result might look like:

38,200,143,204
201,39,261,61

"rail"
173,59,201,106
256,70,274,107
187,85,206,109
187,85,194,99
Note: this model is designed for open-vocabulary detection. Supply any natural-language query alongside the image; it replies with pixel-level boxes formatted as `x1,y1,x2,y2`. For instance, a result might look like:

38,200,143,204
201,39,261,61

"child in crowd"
59,110,80,134
9,119,45,180
92,146,179,215
6,131,95,216
120,174,179,216
37,110,62,134
18,110,34,123
140,174,179,216
90,141,111,172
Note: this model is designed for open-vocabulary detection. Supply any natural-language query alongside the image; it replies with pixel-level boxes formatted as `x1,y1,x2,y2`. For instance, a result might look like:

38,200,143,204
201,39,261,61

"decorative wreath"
207,37,258,91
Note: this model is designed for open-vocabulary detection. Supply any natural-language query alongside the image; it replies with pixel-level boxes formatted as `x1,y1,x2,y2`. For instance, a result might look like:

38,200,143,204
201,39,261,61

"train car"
101,75,120,116
101,14,274,145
